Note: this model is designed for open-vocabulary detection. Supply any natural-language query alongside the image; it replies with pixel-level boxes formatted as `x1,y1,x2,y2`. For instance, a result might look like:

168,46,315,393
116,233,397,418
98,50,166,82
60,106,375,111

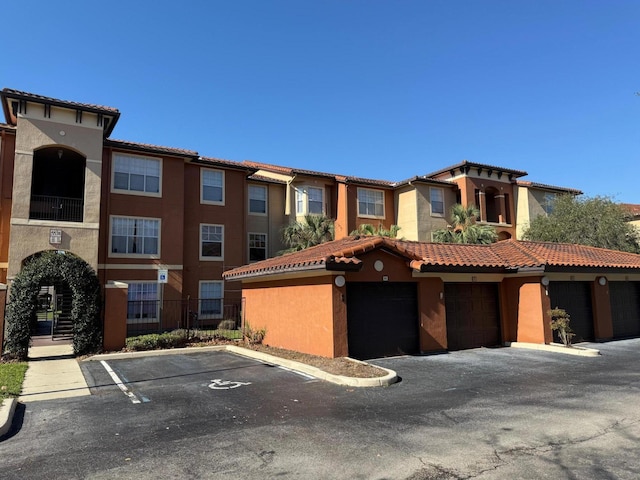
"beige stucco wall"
246,182,288,258
7,106,104,276
515,186,555,239
395,186,418,240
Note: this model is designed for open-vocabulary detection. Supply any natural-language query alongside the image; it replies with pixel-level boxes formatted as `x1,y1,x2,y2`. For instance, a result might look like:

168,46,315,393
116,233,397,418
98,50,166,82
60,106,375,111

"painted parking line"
276,365,316,380
100,360,142,404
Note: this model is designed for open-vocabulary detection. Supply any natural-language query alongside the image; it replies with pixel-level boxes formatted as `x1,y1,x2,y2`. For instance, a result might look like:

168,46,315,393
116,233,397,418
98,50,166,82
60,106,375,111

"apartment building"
0,87,580,347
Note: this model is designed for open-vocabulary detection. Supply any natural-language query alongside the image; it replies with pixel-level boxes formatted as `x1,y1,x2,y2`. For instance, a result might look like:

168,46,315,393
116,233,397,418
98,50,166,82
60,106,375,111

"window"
113,154,161,195
200,281,223,319
249,185,267,214
127,283,159,323
543,193,556,215
201,224,224,259
201,169,224,204
111,217,160,256
430,187,445,216
295,186,324,215
357,188,385,218
249,233,267,262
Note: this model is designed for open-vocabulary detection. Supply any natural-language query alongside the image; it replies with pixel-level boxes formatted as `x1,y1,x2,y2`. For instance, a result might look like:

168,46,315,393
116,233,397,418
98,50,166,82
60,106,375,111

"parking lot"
1,340,640,479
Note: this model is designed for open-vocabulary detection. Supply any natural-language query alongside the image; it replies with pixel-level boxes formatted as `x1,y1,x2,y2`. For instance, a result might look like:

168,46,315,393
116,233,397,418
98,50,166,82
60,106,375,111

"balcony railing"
29,195,84,222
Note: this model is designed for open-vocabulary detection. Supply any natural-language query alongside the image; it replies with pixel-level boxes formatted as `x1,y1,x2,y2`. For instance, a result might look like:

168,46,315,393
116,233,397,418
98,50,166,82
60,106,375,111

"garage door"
548,282,594,342
346,282,419,360
445,283,501,351
610,282,640,339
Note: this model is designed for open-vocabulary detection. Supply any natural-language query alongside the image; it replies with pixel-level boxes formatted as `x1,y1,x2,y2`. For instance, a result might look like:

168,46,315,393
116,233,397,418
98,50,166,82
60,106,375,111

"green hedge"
4,251,102,360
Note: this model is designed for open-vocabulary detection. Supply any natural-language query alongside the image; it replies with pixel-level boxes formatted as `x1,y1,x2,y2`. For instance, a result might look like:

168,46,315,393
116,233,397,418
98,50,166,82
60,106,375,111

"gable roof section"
425,160,528,180
1,88,121,136
223,238,640,280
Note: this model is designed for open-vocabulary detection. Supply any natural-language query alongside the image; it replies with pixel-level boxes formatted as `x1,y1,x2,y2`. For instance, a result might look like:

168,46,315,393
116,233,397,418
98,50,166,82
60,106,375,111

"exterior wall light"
598,276,607,286
334,275,345,287
541,276,550,286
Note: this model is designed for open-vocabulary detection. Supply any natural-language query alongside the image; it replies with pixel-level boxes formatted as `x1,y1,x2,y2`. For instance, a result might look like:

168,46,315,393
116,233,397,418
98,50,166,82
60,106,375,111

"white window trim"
109,215,161,259
126,281,159,324
295,185,325,215
248,232,268,263
111,152,162,198
357,187,386,219
248,184,268,216
200,168,225,206
430,187,445,217
200,223,224,261
198,280,224,320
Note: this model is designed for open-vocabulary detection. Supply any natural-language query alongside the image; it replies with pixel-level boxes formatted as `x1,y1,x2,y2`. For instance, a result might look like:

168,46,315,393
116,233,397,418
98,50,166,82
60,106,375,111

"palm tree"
280,214,335,253
350,223,401,238
432,204,498,244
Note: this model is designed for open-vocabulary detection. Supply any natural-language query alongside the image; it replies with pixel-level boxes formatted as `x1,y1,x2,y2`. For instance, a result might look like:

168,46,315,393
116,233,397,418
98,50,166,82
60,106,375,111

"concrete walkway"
19,342,90,403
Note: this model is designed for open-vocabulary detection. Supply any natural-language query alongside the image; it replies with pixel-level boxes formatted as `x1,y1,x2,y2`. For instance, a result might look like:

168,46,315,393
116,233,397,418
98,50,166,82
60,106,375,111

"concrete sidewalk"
19,343,90,403
2,341,91,438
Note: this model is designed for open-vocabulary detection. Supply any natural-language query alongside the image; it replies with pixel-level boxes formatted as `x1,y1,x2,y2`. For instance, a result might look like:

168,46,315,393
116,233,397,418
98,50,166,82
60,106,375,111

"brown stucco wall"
103,281,128,351
592,279,613,340
242,276,339,357
0,284,7,352
417,277,447,351
0,131,15,282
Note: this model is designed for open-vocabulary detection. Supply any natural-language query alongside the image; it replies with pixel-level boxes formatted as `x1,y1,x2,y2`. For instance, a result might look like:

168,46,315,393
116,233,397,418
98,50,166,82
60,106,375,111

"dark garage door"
548,282,594,342
610,282,640,339
445,283,501,351
346,282,419,360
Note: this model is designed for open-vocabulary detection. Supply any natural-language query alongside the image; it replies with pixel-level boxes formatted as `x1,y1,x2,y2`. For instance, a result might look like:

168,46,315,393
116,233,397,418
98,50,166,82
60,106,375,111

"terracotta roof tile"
622,203,640,218
198,156,254,171
516,180,582,195
224,237,640,280
2,88,119,114
106,139,198,157
248,174,288,184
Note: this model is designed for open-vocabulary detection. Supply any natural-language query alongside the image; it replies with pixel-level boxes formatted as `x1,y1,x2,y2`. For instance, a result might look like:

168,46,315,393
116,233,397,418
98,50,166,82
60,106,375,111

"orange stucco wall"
0,131,15,283
243,276,342,357
502,277,551,343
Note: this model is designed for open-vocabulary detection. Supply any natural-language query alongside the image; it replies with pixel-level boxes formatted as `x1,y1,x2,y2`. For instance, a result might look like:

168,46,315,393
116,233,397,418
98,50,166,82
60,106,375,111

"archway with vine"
4,251,102,360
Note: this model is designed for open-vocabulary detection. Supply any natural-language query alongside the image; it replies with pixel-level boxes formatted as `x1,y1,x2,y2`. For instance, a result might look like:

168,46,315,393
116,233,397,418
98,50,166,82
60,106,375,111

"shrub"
126,331,188,351
218,319,236,330
549,307,575,346
243,323,266,345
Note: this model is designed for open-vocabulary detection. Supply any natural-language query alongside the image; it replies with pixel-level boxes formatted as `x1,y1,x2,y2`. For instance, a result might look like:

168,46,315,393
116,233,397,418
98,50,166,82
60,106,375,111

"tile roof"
198,156,255,171
244,160,395,187
248,174,288,184
223,237,640,280
425,160,528,179
106,139,199,158
622,203,640,218
2,88,120,114
393,175,461,188
516,180,582,195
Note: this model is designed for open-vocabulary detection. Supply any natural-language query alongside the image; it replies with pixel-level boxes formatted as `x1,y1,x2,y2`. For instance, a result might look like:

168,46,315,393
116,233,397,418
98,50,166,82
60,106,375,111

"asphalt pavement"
1,340,640,479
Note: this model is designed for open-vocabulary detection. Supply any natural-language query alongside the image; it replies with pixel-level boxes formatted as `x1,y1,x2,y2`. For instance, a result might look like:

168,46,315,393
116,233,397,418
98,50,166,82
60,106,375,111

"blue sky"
2,1,638,202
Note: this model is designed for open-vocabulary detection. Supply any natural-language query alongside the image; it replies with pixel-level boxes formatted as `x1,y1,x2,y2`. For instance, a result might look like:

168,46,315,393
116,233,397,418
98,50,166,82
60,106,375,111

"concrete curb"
0,398,18,439
85,345,398,387
507,341,601,357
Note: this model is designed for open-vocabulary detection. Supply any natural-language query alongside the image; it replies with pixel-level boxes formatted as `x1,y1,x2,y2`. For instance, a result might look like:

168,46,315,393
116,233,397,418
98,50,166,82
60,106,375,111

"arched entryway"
3,251,102,360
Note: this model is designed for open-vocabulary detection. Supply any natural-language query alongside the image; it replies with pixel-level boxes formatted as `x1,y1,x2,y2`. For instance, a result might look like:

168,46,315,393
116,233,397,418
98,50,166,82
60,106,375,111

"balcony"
29,195,84,223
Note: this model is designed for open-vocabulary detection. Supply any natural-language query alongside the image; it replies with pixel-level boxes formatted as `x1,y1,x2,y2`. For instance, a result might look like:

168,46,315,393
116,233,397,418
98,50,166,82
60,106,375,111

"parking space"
81,350,318,407
4,340,640,479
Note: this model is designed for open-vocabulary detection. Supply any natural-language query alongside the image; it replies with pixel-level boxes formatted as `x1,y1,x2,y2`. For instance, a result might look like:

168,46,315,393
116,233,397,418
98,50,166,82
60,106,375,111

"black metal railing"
29,195,84,222
126,297,244,339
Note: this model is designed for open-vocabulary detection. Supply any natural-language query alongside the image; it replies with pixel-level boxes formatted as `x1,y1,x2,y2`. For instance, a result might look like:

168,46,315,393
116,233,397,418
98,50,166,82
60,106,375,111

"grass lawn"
0,362,28,400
